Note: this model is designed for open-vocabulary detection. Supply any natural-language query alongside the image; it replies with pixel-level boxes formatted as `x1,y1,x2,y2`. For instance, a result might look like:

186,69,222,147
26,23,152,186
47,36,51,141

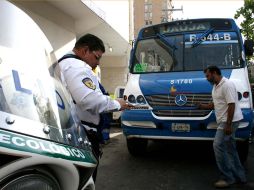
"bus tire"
126,138,148,156
236,139,249,164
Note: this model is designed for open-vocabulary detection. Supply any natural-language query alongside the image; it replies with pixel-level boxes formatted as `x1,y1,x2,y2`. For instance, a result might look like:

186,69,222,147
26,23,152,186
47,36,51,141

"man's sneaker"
234,180,247,186
214,180,230,188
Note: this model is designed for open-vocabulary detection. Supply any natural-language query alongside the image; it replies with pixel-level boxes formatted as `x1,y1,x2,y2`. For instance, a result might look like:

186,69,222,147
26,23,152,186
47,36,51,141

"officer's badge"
82,78,96,90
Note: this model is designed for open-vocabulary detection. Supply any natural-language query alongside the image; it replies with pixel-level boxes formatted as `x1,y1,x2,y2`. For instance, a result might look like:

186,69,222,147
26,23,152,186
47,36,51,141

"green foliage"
234,0,254,40
249,76,254,83
235,0,254,64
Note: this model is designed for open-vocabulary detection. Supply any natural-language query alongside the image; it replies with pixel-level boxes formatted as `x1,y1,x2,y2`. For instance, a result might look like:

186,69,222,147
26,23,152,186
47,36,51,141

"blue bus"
122,18,254,160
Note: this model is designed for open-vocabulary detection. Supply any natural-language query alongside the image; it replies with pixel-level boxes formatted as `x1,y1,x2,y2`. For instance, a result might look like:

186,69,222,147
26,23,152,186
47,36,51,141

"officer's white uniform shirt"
58,52,121,125
212,77,243,124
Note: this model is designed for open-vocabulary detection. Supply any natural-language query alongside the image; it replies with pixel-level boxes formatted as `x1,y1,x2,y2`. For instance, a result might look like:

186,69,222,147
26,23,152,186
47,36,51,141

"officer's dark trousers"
86,130,101,182
82,120,103,183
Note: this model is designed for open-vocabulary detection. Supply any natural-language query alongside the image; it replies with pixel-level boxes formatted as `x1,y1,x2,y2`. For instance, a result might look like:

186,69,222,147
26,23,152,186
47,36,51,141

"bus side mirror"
129,49,134,71
244,39,254,56
129,39,135,48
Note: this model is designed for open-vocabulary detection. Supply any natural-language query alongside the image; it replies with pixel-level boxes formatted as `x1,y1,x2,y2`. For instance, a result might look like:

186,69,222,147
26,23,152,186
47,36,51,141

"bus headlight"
238,92,242,100
243,91,249,98
137,95,146,104
128,94,136,103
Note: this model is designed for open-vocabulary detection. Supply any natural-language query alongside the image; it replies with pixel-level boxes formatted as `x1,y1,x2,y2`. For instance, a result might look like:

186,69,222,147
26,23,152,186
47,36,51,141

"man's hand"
196,102,214,110
196,103,203,109
116,99,135,110
224,124,233,135
225,103,235,135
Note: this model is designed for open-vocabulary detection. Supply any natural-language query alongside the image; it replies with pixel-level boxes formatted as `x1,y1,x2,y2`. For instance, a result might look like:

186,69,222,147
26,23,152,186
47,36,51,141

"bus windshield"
132,31,242,73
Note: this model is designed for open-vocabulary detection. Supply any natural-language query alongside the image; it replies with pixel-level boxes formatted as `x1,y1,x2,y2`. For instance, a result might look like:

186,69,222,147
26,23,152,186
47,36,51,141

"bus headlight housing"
238,91,250,100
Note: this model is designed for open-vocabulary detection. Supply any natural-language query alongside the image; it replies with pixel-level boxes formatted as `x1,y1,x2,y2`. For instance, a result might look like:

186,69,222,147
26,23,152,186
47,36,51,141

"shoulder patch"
82,78,96,90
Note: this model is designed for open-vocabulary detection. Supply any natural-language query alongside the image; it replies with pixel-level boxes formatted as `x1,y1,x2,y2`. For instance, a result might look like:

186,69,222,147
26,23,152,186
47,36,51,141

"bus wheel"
237,139,249,164
126,138,148,156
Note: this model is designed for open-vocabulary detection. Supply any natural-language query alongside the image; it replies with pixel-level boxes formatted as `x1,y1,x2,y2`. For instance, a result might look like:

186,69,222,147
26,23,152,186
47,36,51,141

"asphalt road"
96,126,254,190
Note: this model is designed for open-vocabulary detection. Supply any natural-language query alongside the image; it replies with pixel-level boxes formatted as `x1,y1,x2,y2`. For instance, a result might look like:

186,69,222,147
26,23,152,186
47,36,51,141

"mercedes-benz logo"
175,94,187,106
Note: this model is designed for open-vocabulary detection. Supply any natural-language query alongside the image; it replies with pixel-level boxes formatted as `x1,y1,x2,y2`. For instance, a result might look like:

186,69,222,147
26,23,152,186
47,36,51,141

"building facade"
133,0,174,38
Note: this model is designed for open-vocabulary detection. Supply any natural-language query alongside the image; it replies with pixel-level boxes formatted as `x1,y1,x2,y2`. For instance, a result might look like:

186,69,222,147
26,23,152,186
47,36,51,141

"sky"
92,0,129,40
93,0,244,41
172,0,244,22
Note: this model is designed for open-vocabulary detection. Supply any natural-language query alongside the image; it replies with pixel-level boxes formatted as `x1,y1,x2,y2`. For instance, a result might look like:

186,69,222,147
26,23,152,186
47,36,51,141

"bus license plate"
171,123,190,132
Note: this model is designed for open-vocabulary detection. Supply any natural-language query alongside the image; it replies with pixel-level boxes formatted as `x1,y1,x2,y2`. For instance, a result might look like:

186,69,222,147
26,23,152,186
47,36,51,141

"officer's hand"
116,99,135,110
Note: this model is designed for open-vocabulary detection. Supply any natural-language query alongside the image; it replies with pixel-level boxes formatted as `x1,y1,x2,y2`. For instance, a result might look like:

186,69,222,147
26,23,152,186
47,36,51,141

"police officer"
56,34,132,182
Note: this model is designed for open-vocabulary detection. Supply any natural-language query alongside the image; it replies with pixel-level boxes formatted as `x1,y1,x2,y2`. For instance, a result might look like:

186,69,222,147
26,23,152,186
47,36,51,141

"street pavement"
96,126,254,190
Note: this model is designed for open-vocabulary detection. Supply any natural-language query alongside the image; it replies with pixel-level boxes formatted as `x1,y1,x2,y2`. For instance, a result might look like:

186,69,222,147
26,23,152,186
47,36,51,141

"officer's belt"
81,120,98,132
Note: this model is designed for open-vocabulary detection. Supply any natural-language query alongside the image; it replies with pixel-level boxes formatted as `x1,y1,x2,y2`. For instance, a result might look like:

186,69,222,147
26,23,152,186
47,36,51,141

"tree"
235,1,254,82
234,0,254,40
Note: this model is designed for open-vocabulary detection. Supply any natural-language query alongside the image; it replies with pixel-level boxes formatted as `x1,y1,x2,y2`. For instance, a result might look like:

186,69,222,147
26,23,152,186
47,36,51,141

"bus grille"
145,94,212,117
152,109,212,117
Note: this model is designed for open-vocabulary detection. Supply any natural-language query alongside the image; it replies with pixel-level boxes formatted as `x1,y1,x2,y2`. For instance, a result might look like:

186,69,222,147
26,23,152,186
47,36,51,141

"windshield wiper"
191,28,214,48
156,33,177,50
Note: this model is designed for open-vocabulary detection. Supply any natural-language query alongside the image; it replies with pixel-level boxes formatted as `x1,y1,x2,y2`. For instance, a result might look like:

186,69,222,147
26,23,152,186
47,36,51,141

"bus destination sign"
160,22,210,34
